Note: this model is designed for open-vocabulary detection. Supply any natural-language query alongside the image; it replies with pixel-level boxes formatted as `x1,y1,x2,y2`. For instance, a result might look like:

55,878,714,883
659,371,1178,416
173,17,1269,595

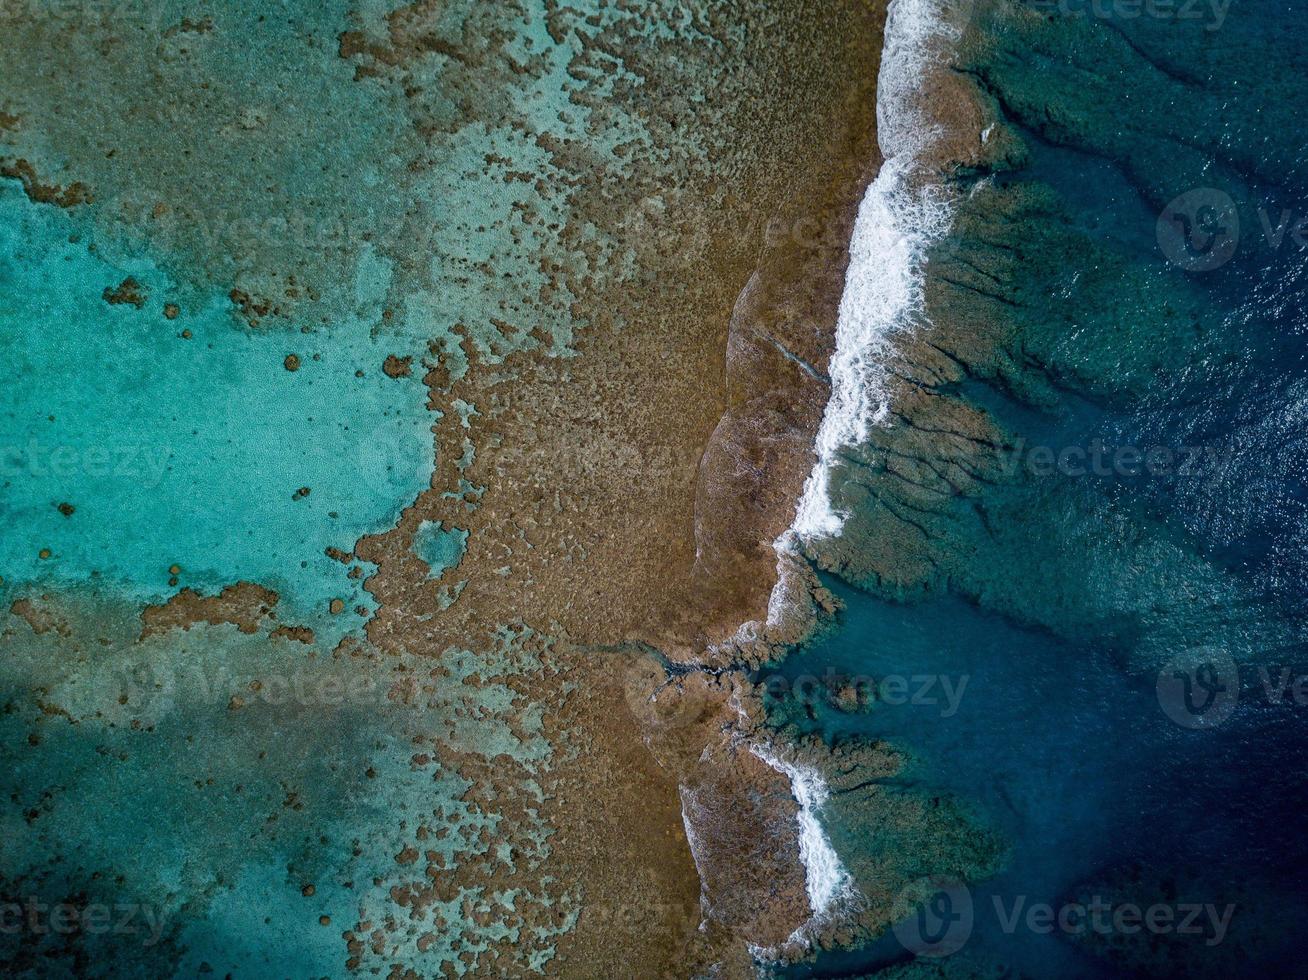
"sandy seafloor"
6,0,1308,978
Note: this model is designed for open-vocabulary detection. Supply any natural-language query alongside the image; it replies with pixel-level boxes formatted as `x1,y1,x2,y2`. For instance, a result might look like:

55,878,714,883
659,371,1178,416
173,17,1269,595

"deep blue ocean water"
774,0,1308,975
771,580,1308,977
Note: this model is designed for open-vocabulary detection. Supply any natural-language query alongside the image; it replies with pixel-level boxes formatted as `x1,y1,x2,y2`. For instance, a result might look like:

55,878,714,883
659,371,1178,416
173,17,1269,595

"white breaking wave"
791,0,959,541
709,0,964,961
677,786,713,923
751,744,851,918
739,0,962,954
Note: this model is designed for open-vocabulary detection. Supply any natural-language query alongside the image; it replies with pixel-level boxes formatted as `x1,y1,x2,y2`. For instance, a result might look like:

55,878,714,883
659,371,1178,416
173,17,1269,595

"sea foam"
791,0,959,541
752,0,961,950
750,743,852,920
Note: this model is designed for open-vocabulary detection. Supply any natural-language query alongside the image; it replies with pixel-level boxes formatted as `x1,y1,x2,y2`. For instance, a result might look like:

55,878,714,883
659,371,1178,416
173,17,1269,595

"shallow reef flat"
0,1,972,976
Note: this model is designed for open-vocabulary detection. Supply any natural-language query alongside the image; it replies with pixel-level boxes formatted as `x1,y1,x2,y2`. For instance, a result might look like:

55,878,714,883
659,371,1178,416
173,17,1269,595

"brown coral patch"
382,354,412,378
8,596,71,637
0,157,92,207
103,277,147,308
353,0,888,665
140,582,279,637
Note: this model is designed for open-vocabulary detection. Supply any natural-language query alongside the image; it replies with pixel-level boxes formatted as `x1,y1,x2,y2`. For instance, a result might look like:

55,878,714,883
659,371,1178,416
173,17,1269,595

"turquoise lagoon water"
0,179,435,637
0,0,602,972
0,0,606,630
412,521,469,579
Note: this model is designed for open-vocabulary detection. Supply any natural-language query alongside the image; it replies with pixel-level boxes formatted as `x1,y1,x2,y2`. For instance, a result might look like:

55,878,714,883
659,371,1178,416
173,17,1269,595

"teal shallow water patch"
0,180,435,634
0,596,565,977
412,521,468,579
